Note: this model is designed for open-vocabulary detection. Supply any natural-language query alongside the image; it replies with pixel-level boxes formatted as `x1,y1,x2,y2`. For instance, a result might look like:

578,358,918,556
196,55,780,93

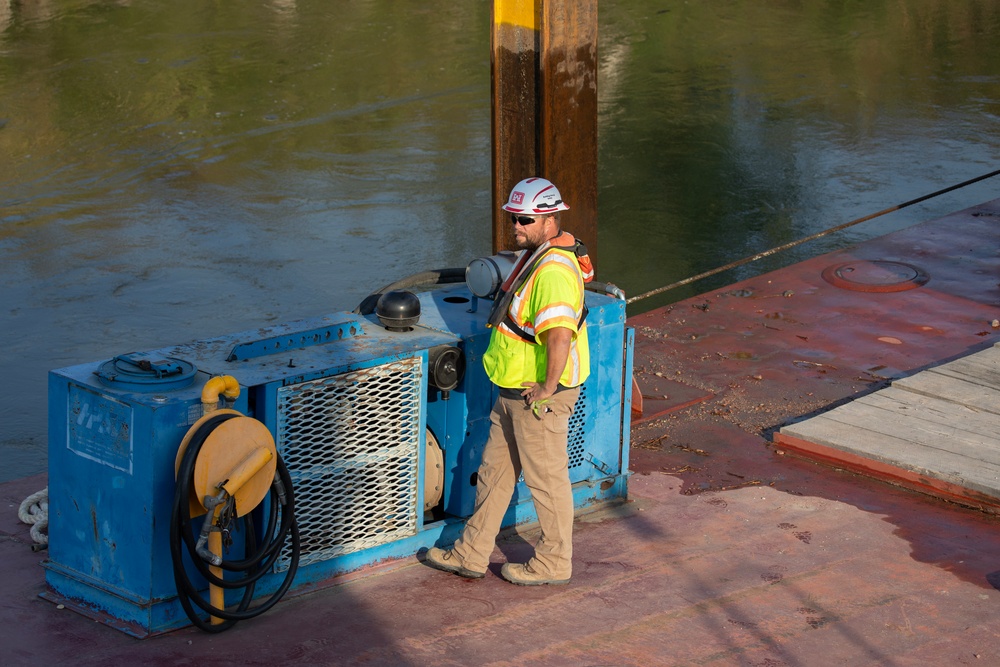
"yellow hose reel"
173,376,285,629
175,409,277,520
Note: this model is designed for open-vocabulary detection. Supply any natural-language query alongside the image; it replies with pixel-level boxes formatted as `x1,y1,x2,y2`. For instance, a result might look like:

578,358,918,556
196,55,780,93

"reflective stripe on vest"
497,249,586,345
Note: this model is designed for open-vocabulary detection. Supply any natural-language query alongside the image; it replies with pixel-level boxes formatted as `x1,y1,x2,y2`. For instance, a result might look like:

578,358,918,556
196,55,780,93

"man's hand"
520,381,554,404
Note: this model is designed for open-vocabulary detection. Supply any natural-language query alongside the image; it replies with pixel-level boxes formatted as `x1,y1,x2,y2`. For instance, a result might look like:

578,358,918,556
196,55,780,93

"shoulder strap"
489,245,589,344
486,245,551,330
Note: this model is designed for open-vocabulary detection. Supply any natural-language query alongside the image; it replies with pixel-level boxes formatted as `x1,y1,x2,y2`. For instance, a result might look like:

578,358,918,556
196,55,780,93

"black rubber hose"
170,416,299,630
585,281,624,298
354,267,466,315
169,413,300,633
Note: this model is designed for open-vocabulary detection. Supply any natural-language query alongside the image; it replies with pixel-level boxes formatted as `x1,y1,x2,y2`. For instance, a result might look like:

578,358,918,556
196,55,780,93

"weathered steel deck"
2,199,999,665
776,343,1000,511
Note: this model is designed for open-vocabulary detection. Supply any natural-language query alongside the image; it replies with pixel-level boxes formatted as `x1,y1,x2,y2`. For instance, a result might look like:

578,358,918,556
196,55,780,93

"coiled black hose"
354,267,466,315
169,412,300,633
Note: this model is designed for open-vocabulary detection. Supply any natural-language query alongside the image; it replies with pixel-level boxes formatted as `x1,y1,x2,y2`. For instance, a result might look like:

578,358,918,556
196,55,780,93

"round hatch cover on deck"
821,260,929,293
95,352,198,391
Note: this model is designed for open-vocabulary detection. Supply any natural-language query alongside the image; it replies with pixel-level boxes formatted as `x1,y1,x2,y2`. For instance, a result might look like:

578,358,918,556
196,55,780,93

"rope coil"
18,487,49,547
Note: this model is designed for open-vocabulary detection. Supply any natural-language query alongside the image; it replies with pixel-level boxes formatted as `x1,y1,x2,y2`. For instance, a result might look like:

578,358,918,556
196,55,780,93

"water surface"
2,0,998,480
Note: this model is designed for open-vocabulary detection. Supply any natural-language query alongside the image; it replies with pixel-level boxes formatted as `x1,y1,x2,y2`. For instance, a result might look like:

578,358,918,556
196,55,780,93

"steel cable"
626,168,1000,305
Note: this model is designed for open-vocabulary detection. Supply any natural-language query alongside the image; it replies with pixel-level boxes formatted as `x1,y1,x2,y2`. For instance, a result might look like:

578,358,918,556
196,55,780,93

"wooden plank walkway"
775,342,1000,509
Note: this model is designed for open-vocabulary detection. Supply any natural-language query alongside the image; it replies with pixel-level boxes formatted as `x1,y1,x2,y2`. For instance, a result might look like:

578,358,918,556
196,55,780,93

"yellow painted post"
491,0,539,255
491,0,598,261
208,519,225,625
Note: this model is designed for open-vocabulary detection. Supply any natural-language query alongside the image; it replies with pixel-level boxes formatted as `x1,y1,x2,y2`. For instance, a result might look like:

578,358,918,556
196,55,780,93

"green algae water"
1,0,998,479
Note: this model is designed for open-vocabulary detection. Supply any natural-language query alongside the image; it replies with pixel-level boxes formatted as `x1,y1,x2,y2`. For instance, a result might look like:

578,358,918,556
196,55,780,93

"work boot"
423,547,485,579
500,562,570,586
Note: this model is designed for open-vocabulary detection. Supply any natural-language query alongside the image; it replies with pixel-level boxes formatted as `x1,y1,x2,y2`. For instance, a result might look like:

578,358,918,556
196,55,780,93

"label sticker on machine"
67,385,134,474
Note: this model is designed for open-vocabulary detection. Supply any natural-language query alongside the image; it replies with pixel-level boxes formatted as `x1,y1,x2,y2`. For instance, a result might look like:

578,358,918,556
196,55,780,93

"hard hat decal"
511,191,525,205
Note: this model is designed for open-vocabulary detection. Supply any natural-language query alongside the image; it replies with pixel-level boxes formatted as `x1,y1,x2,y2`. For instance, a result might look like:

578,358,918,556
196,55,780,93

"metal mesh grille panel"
274,357,422,571
567,384,588,469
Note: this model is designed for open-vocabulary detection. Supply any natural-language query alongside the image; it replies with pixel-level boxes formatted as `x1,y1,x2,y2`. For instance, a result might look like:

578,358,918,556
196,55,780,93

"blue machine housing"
44,282,634,636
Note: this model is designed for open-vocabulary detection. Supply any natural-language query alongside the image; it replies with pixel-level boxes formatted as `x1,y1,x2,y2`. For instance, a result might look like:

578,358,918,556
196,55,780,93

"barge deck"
2,199,999,666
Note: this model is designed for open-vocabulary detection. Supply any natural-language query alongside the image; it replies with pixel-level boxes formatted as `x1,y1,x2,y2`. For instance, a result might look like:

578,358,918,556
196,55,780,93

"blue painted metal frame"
43,283,633,637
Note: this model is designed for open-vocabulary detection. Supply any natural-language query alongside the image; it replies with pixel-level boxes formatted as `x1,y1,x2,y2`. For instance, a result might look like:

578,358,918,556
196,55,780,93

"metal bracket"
227,317,365,362
586,453,611,475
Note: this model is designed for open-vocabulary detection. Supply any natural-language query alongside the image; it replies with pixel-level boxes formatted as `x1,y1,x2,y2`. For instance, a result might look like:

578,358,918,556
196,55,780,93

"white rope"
18,487,48,546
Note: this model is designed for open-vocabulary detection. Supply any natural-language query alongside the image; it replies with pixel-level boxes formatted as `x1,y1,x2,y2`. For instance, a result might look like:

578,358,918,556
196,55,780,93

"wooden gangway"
775,342,1000,511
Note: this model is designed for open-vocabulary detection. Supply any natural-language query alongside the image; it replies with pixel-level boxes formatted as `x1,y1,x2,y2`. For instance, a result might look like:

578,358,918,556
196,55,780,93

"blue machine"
44,275,634,636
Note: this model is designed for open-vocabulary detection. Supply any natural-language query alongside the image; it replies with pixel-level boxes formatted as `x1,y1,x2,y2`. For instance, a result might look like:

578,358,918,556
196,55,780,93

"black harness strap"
488,243,589,345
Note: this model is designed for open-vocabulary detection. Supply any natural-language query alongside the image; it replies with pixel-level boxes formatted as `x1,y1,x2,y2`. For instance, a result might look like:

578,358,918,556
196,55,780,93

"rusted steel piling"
491,0,598,260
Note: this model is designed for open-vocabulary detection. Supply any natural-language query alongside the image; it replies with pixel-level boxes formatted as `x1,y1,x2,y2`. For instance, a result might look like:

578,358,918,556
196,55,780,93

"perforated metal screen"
273,357,423,571
568,384,588,469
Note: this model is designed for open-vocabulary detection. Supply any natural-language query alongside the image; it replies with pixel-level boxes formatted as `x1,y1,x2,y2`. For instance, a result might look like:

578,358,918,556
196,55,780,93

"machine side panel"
46,367,213,617
271,353,427,570
441,329,495,517
580,296,628,480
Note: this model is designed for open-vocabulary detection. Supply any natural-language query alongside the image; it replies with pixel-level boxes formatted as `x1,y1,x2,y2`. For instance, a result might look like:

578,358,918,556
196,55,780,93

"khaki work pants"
451,386,579,578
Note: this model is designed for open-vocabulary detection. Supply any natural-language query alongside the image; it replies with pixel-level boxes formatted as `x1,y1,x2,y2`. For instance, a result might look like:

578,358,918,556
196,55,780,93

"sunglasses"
510,214,539,226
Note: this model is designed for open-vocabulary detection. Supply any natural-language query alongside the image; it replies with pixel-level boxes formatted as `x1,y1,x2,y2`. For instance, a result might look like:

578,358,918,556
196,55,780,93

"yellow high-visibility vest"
482,247,590,389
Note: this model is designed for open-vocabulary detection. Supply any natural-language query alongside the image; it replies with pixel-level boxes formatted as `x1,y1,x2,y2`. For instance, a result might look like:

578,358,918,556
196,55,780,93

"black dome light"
375,290,421,331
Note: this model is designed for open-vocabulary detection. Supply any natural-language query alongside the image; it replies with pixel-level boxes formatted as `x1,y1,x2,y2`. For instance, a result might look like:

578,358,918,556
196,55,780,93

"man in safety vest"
425,177,593,585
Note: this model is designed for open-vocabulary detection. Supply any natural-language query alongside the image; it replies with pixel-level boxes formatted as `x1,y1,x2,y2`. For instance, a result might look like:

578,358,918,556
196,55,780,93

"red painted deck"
3,200,1000,665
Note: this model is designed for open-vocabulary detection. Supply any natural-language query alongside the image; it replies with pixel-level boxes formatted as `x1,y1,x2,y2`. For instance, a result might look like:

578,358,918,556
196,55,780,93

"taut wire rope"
626,168,1000,305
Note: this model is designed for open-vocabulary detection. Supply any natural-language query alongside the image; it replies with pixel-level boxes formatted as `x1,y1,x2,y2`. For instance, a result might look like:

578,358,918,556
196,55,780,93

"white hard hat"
501,177,570,214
